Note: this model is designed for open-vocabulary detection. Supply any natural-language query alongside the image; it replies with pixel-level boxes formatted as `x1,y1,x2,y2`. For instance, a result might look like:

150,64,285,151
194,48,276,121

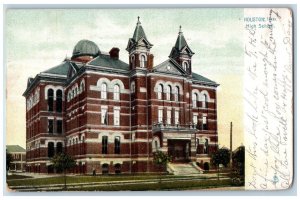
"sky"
5,8,244,150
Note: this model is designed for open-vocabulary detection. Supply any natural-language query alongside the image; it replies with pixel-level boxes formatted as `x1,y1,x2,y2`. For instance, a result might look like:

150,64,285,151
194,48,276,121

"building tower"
169,26,195,76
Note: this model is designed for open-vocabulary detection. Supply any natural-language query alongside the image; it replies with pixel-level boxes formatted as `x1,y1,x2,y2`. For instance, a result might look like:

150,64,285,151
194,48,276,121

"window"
114,108,120,126
102,164,109,174
56,90,62,112
47,89,54,111
202,94,208,108
157,84,163,100
101,108,108,125
48,142,55,158
56,142,63,154
183,62,188,71
204,139,209,154
57,120,62,134
166,85,171,101
174,110,179,125
158,109,163,123
192,93,198,108
174,86,179,101
131,81,136,93
113,84,120,100
115,164,121,174
48,119,54,134
140,54,146,68
131,55,135,68
102,136,108,154
101,83,107,99
80,80,85,93
114,136,121,154
202,116,208,130
167,110,171,125
193,114,198,125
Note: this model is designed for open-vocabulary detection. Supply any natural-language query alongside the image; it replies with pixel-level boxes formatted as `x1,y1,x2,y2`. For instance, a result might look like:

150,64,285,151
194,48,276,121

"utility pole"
230,122,233,169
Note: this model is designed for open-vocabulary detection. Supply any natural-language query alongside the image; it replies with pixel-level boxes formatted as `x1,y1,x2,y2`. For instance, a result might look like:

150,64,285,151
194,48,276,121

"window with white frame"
131,81,136,93
158,109,163,123
202,94,208,108
174,110,179,125
174,86,179,101
113,84,120,100
166,85,171,101
192,93,198,108
202,115,208,130
140,54,146,68
101,108,108,125
183,62,189,71
167,110,171,125
101,83,107,99
157,84,163,100
114,108,120,126
193,114,198,125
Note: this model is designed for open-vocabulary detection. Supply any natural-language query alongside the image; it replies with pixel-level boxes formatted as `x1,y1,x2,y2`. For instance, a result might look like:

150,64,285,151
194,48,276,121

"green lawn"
7,175,187,187
67,179,233,191
6,174,33,180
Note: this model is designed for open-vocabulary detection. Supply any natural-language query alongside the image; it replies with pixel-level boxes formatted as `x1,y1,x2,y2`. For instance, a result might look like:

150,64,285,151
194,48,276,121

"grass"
67,179,233,191
6,174,33,180
7,174,185,187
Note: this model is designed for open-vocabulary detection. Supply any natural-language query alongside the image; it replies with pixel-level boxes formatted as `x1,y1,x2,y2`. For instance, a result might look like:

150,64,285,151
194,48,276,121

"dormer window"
183,61,189,71
140,54,146,68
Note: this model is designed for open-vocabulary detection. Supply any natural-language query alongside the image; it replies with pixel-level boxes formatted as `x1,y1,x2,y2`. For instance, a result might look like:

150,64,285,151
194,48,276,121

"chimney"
109,47,120,59
147,54,154,69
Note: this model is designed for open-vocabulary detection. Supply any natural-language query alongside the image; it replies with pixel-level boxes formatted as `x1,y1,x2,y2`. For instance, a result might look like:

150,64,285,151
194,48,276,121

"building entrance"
167,139,191,162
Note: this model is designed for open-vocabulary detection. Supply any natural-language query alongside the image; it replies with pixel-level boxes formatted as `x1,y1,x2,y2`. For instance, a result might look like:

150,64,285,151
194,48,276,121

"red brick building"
23,18,219,174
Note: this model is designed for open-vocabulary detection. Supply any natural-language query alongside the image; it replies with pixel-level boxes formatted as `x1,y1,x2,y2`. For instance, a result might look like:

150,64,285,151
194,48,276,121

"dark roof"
42,61,70,76
88,54,129,71
192,72,216,84
6,145,26,153
72,39,100,59
175,30,188,51
169,27,194,57
132,18,148,42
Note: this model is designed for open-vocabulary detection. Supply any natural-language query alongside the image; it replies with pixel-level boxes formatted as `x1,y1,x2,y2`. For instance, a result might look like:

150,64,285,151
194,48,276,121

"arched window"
56,142,63,154
166,85,172,101
47,89,54,111
114,136,121,154
131,81,136,93
102,136,108,154
140,54,146,68
192,93,198,108
204,139,209,154
113,84,120,100
101,83,107,99
183,62,189,71
56,90,62,112
174,86,180,101
131,55,135,68
48,142,55,158
80,80,85,93
157,84,163,100
115,164,121,174
202,94,208,108
102,164,109,174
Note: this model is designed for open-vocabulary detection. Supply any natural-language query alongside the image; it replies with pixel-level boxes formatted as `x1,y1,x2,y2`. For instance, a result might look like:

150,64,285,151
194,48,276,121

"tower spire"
179,25,182,33
137,16,141,25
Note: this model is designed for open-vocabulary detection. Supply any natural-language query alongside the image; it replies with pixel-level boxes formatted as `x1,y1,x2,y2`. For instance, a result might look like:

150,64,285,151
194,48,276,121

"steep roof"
42,61,70,76
88,54,129,71
6,145,26,153
169,26,194,57
192,72,217,85
132,17,150,43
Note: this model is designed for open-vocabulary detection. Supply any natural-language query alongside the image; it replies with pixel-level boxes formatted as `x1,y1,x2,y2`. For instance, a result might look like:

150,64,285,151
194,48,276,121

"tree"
231,146,245,185
6,150,12,175
51,153,76,189
211,147,230,168
153,151,172,183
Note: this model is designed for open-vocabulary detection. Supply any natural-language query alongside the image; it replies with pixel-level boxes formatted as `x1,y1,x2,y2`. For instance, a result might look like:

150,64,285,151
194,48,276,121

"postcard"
4,7,293,192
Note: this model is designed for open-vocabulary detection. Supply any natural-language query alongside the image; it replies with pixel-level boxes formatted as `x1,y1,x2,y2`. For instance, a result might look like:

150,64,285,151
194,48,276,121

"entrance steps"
167,162,203,176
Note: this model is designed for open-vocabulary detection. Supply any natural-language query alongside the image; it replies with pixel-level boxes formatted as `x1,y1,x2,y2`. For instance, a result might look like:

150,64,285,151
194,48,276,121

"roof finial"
179,25,182,33
137,16,141,25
